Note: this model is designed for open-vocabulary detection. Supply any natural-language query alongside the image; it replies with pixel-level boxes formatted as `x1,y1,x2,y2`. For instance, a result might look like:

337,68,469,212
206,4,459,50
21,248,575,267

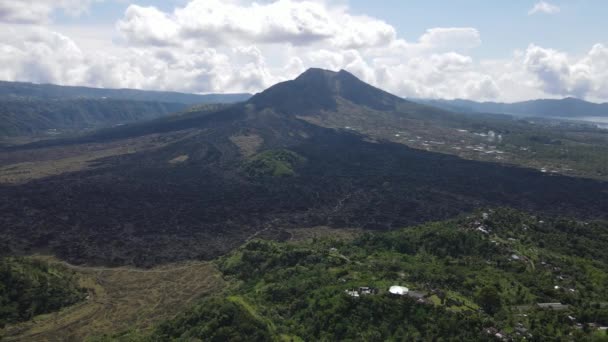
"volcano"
1,68,607,267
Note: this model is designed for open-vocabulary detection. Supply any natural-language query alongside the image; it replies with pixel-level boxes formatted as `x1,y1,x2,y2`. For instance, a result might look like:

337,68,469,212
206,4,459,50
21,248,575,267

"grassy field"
285,226,363,243
1,256,224,341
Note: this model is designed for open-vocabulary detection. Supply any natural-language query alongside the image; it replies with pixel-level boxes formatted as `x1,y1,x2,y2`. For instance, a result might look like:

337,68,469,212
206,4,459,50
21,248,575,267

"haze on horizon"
0,0,607,103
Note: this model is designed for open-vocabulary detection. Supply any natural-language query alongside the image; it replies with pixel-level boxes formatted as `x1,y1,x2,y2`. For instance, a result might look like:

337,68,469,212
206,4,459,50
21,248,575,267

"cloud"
0,23,281,94
331,14,396,49
1,0,608,103
524,44,571,94
0,26,86,84
366,52,498,100
117,0,395,49
0,0,100,24
418,28,481,51
523,44,608,99
0,2,54,24
117,5,179,46
528,1,560,15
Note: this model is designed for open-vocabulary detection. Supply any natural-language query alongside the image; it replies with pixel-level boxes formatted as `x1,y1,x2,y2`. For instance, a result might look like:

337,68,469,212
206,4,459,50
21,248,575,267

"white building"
389,285,409,295
345,289,360,298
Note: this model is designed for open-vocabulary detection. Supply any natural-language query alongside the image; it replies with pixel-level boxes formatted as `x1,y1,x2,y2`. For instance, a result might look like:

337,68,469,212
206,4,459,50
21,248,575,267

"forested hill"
97,209,608,341
0,98,189,137
0,80,251,138
0,80,251,105
0,258,86,327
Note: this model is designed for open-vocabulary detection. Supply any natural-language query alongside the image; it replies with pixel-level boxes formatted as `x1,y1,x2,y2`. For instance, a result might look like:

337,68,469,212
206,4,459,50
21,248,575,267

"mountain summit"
248,68,404,114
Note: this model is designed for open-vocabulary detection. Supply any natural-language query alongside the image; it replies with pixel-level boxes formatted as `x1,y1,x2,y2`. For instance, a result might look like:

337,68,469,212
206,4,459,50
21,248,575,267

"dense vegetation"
152,296,273,342
0,258,85,327
244,149,306,177
93,209,608,341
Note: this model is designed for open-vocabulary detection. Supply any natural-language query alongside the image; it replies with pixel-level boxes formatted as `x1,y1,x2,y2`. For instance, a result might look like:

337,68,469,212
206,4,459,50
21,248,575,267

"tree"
477,286,502,315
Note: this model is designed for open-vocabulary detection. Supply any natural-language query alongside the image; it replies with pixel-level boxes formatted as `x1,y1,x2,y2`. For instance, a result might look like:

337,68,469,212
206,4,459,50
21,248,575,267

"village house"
344,289,359,298
358,287,378,295
344,287,378,298
389,285,409,296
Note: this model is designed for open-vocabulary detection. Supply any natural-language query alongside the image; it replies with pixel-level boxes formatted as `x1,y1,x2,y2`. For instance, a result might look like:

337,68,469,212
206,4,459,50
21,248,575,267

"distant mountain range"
415,97,608,118
0,81,251,137
5,78,608,138
0,98,190,137
0,80,251,104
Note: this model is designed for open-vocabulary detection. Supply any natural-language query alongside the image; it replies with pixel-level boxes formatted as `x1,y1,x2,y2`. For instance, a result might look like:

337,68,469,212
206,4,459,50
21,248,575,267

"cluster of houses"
469,213,583,296
488,307,608,341
345,284,608,337
344,287,379,298
567,314,608,331
486,323,531,341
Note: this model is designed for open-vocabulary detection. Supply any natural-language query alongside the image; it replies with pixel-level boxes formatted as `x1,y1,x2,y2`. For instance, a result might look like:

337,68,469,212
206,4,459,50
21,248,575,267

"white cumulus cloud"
418,27,481,51
528,1,560,15
117,0,395,49
523,44,608,99
0,0,100,24
117,5,179,46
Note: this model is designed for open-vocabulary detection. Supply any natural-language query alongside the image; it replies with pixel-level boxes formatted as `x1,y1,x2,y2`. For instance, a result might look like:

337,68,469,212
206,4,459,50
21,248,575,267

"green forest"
90,209,608,341
0,258,86,327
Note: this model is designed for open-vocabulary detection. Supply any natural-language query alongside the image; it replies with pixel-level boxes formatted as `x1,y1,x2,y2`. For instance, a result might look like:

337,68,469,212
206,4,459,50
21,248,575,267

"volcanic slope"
1,68,607,267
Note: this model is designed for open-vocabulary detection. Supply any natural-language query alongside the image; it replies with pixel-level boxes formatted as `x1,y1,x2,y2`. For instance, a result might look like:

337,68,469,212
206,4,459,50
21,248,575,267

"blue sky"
351,0,607,58
56,0,608,58
1,0,607,102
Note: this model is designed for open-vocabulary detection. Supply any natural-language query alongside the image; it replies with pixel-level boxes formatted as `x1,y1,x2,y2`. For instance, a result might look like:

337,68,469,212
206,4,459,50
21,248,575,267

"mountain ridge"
0,80,251,105
0,98,191,137
416,97,608,118
0,80,251,138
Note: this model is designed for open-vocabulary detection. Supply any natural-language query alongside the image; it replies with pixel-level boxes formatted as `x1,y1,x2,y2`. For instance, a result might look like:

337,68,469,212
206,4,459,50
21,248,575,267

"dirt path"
245,226,272,242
